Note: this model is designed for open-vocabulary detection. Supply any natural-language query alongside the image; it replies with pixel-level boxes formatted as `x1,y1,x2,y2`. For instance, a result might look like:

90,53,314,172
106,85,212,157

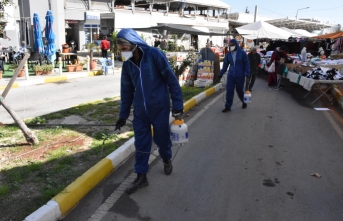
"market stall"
236,21,293,40
312,31,343,54
285,68,343,104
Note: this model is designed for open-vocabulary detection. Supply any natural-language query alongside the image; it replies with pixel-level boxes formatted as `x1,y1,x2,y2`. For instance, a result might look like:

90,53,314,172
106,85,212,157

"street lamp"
294,7,310,29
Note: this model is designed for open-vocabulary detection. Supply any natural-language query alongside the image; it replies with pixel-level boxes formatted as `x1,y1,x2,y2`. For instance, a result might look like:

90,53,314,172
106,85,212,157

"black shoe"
242,103,247,109
222,107,231,113
125,174,149,194
163,159,173,175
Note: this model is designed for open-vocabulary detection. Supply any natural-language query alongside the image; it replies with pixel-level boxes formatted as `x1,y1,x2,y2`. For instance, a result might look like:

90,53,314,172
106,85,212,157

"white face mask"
121,45,137,61
230,46,236,51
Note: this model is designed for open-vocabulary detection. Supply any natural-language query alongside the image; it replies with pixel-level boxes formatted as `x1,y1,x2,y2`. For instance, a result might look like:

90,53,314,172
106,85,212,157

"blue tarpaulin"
44,10,56,62
33,13,44,54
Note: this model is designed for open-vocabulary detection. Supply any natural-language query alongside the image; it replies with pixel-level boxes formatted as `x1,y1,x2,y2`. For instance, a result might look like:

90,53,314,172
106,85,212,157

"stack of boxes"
194,59,214,88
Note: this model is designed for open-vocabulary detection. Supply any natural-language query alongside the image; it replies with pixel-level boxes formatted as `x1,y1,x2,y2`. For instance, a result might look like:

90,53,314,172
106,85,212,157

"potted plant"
84,42,98,70
76,62,85,71
66,64,76,72
10,64,25,77
62,44,70,53
44,64,54,74
33,65,43,75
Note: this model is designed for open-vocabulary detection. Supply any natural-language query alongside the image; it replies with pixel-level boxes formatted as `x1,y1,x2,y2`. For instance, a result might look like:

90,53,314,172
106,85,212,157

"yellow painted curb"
44,76,67,83
205,87,215,97
184,98,197,112
332,87,343,103
0,83,18,90
88,71,104,76
53,158,114,215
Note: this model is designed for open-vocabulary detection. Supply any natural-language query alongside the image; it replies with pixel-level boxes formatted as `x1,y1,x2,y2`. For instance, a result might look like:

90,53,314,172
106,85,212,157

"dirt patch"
0,97,134,221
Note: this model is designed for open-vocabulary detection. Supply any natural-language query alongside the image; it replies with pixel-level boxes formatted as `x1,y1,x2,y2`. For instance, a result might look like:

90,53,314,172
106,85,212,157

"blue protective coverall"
118,29,184,174
219,39,250,108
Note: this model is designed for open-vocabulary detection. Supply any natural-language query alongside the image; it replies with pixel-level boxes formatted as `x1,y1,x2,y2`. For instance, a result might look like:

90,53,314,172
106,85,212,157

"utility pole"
254,5,258,22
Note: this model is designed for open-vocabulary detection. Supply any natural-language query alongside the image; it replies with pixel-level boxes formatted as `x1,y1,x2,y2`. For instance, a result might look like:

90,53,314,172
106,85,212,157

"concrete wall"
51,0,66,50
0,0,20,48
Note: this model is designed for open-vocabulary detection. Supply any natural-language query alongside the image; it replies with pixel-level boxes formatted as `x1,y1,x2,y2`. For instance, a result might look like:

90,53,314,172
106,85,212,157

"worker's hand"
215,75,223,83
115,118,126,131
172,109,184,120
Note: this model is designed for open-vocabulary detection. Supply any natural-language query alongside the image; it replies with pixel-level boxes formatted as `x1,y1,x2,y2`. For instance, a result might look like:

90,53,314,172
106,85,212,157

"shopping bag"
268,61,275,73
283,67,288,78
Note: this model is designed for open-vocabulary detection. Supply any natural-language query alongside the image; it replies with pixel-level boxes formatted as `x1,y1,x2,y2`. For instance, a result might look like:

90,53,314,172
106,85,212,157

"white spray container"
244,90,252,103
170,119,188,144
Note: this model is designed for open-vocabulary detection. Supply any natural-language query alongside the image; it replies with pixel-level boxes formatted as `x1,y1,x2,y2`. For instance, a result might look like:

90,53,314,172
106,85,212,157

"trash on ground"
310,173,322,178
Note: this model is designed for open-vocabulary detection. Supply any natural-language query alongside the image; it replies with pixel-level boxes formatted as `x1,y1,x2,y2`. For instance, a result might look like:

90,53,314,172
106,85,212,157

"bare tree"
0,53,39,145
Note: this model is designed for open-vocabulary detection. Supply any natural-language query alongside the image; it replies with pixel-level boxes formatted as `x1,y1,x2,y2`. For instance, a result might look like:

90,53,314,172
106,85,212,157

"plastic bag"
268,61,275,73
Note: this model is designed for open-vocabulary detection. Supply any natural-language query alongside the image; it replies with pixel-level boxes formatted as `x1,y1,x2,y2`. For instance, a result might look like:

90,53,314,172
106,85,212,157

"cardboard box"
286,63,301,72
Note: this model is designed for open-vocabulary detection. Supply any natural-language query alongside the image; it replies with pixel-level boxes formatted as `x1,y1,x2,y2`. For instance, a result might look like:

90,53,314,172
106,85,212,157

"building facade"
0,0,231,52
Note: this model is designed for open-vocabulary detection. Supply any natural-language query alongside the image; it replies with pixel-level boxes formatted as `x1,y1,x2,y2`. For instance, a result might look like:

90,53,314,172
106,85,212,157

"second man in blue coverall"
218,39,250,112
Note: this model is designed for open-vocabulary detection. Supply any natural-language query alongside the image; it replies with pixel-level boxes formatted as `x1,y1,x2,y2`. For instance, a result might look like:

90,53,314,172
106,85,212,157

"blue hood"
117,28,149,49
229,39,240,49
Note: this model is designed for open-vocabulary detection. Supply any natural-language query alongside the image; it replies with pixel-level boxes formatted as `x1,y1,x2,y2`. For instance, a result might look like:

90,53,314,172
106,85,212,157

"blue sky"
223,1,343,26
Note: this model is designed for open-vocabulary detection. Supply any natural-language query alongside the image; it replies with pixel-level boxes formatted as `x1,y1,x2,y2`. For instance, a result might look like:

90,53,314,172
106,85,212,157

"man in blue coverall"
218,39,250,112
114,29,184,194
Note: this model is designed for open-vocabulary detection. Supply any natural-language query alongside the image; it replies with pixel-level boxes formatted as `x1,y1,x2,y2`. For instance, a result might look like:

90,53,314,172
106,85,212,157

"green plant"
33,65,43,72
0,185,10,197
140,33,147,43
111,30,119,55
43,64,54,72
168,49,196,78
84,42,98,63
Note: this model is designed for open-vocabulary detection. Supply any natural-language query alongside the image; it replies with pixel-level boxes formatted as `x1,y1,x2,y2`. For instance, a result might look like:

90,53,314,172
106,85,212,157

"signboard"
85,12,100,20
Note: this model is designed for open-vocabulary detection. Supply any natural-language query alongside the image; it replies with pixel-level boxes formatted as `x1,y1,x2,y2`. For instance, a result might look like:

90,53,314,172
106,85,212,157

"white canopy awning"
236,21,293,40
294,29,316,37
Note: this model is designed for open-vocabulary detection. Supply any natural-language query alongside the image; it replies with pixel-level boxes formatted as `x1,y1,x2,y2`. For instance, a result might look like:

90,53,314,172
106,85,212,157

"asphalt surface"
0,74,121,124
62,75,343,221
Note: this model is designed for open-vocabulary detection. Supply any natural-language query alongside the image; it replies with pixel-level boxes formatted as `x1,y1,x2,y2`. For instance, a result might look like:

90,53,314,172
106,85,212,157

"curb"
24,83,222,221
0,69,122,90
331,86,343,109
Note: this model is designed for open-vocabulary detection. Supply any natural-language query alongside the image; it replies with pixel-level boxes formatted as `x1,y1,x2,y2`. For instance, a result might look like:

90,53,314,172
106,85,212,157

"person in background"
246,47,261,92
160,38,168,50
325,38,337,58
13,41,27,62
154,38,160,47
100,36,110,58
267,45,288,87
274,58,286,90
218,39,250,112
115,28,184,194
240,42,245,49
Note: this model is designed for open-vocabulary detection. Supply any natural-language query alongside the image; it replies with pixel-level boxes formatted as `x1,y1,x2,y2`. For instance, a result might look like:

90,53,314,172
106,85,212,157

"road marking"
87,91,224,221
323,111,343,141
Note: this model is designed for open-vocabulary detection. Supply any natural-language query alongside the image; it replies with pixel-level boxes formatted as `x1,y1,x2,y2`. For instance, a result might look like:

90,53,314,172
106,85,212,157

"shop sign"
85,12,100,20
66,20,80,24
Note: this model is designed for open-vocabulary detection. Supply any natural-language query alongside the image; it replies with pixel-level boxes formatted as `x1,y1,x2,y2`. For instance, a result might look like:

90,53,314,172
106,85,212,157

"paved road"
0,75,121,124
63,76,343,221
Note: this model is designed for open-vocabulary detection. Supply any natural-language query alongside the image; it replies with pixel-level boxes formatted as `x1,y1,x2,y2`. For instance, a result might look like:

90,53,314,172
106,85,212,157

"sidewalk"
0,59,123,90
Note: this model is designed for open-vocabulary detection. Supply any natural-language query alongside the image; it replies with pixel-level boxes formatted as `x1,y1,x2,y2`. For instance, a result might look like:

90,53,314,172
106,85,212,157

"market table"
60,52,77,68
286,71,343,104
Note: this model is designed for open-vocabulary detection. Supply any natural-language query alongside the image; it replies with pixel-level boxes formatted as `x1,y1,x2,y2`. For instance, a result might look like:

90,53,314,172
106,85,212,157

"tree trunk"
90,49,93,62
0,99,39,145
0,53,38,145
